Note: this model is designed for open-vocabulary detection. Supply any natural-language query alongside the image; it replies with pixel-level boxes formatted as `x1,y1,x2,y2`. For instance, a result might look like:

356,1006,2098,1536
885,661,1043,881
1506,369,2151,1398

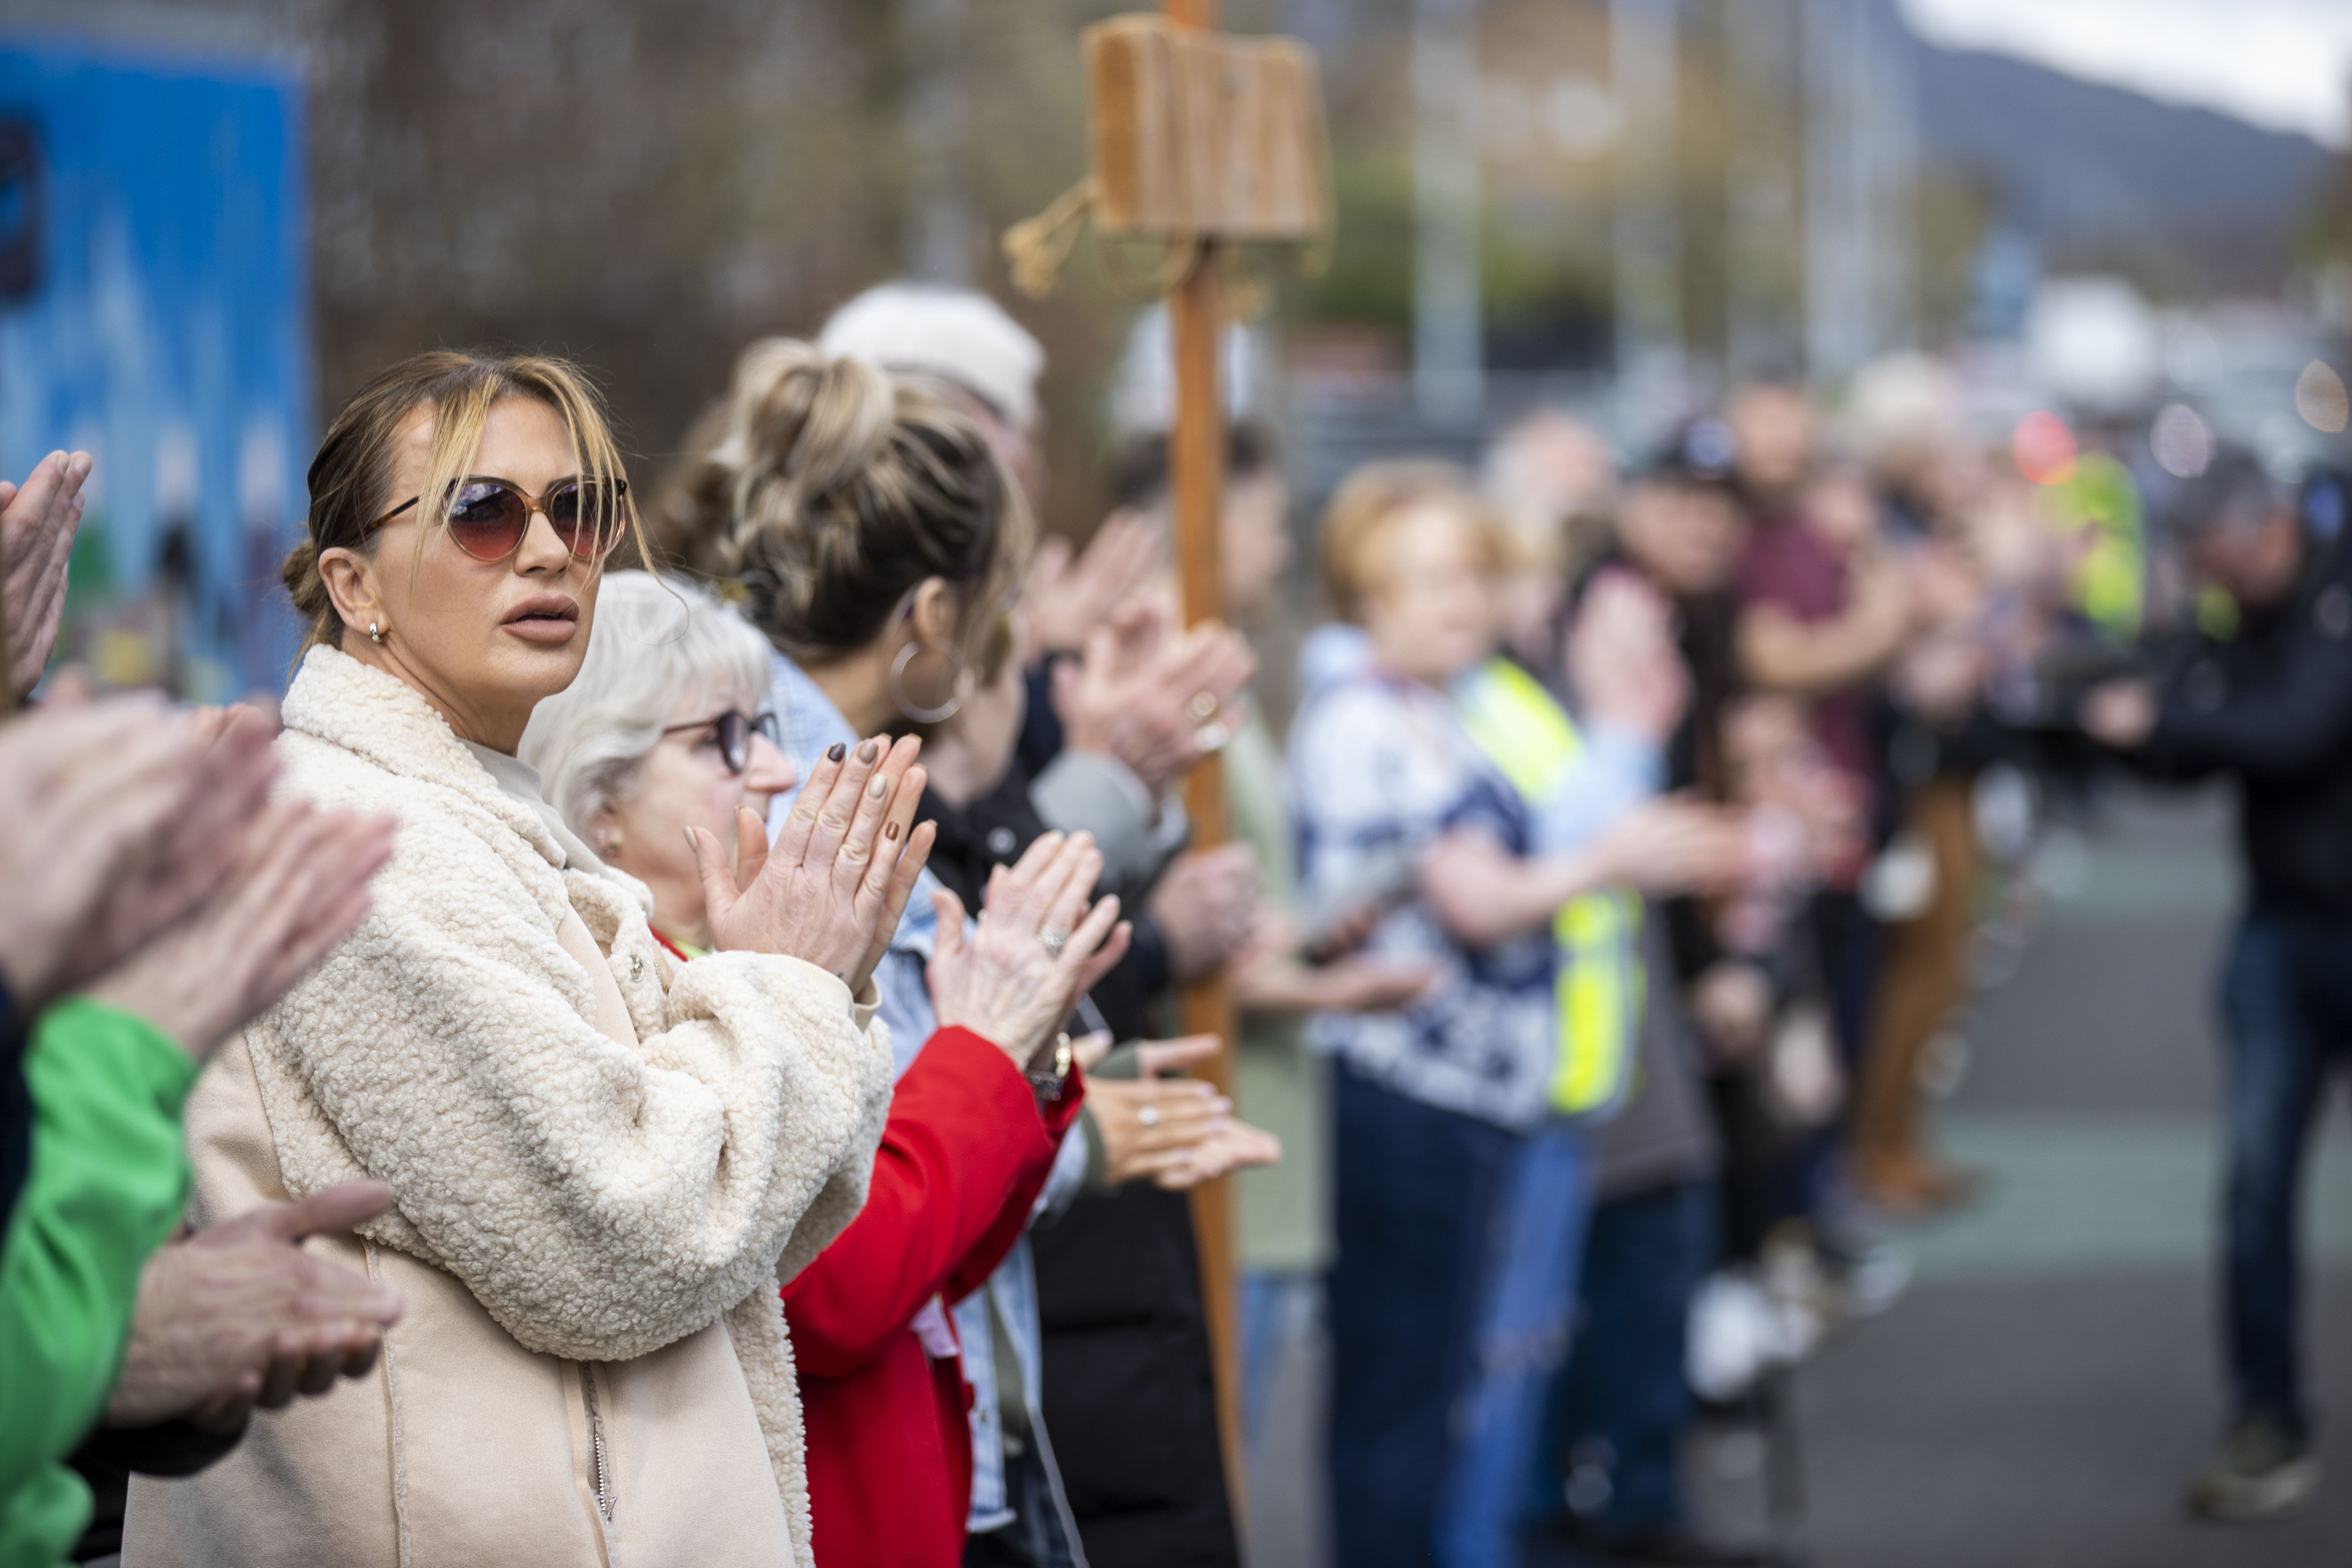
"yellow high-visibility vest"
1456,658,1643,1118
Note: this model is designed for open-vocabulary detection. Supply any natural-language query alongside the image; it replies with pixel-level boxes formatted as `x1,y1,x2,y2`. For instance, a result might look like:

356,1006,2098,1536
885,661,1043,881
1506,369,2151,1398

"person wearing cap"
2083,450,2352,1522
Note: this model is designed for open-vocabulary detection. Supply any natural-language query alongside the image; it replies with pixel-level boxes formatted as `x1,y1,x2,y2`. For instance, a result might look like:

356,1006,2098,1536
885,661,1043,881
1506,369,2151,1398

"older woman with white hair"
524,570,1130,1568
521,571,797,954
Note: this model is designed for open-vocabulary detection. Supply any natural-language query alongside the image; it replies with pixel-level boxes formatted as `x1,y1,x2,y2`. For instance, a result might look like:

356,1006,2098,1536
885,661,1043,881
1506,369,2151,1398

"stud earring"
368,620,385,644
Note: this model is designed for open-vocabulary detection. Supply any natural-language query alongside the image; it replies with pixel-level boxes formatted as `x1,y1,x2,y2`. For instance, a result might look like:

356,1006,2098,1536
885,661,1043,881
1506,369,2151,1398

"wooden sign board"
1084,15,1329,242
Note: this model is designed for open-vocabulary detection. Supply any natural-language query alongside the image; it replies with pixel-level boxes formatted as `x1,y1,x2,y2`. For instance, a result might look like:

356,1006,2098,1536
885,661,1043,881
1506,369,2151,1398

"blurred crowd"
1,273,2346,1568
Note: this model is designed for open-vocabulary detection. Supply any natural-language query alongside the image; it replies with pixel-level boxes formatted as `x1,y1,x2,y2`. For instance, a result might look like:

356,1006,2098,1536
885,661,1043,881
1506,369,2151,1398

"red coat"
785,1024,1084,1568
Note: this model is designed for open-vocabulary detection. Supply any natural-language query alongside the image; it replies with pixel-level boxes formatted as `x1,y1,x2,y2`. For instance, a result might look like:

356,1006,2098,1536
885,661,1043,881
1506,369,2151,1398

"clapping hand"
927,830,1133,1069
0,698,284,1011
91,793,398,1061
107,1182,405,1434
1081,1035,1282,1191
1231,906,1439,1015
1146,843,1261,982
1053,600,1257,795
1,449,94,694
1022,512,1163,661
692,735,936,994
1589,798,1755,896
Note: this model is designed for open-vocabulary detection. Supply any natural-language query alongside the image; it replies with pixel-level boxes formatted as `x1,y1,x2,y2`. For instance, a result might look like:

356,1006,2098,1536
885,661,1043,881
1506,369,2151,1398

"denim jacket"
762,652,1088,1562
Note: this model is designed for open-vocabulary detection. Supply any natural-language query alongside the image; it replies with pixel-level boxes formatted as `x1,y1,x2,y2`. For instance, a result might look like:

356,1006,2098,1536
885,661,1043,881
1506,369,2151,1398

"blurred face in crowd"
1220,470,1293,623
1497,556,1567,671
1616,481,1746,598
322,395,604,752
1799,469,1883,555
1360,501,1500,686
1487,410,1616,528
596,690,796,947
2186,508,2304,610
1727,384,1818,499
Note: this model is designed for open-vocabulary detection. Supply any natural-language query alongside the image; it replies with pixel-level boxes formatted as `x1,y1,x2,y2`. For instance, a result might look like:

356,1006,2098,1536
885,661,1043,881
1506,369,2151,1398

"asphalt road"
1242,782,2352,1566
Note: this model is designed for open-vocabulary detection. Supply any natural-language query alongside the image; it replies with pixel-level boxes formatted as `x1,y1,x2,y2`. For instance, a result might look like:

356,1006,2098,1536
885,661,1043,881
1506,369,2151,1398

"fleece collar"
281,644,569,872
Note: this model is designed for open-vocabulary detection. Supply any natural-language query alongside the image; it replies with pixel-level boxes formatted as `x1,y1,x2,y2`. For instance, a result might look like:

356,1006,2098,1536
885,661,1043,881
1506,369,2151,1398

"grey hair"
519,570,773,842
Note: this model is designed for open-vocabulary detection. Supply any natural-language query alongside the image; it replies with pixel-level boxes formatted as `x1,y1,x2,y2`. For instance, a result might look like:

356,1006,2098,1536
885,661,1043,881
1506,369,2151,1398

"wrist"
1063,716,1117,756
1024,1030,1075,1106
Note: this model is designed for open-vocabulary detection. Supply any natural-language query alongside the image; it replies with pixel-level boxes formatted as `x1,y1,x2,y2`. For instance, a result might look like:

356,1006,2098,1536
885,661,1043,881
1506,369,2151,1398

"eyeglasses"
368,476,630,564
660,709,782,775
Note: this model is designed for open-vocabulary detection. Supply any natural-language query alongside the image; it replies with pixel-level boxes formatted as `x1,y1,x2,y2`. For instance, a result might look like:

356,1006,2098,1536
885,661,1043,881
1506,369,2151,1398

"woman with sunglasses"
126,351,918,1568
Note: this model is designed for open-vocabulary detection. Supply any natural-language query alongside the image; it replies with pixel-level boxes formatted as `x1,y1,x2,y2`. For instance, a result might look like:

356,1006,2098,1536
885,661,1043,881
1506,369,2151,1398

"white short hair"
520,571,773,841
818,283,1043,432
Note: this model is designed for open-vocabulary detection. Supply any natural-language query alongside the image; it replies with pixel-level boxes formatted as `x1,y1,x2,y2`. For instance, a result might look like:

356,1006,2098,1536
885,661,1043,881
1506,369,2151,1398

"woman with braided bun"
125,349,919,1568
650,340,1118,1567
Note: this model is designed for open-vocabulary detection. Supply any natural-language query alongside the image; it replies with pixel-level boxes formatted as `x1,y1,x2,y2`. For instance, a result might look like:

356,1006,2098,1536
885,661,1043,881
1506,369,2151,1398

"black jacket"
2138,482,2352,915
918,754,1239,1568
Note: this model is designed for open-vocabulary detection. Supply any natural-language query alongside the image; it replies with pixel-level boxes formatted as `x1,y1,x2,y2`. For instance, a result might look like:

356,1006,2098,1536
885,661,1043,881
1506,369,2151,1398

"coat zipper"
577,1362,614,1523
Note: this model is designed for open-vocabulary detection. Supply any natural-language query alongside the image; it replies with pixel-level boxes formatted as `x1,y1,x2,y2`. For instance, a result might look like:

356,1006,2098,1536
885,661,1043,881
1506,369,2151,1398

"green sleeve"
0,998,196,1567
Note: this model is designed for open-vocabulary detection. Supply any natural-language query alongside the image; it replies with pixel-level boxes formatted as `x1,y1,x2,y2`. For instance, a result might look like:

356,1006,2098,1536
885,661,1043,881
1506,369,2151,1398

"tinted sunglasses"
368,475,629,564
660,709,783,775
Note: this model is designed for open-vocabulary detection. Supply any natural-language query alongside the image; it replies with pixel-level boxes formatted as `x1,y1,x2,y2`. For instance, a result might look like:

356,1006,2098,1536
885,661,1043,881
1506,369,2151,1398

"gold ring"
1186,690,1220,724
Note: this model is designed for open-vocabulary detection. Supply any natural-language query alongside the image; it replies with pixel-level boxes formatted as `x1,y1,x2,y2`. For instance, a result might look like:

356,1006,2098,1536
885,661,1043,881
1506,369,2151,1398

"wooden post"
1162,0,1248,1522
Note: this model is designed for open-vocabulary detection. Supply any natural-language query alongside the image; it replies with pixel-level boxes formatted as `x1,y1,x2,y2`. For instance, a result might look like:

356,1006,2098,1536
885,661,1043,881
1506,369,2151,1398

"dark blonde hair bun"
658,338,1029,671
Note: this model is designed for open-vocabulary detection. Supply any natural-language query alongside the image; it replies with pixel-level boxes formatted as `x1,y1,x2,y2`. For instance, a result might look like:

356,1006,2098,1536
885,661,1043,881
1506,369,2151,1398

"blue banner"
0,36,309,697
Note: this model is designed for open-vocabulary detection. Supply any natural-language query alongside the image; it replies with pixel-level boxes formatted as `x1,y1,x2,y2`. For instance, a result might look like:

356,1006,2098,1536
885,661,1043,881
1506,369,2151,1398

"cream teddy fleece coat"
123,646,894,1568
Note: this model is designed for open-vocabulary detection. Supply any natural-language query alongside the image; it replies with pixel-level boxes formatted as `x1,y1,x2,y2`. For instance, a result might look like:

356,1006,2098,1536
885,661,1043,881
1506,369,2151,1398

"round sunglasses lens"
548,481,625,558
446,483,528,560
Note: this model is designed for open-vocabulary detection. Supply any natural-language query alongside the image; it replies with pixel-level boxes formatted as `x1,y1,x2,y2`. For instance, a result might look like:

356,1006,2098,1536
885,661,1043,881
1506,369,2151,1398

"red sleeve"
942,1060,1085,1305
781,1027,1086,1378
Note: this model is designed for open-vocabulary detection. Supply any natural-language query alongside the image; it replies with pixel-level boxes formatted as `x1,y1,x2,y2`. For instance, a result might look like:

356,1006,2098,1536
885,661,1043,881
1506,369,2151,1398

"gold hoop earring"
890,640,966,724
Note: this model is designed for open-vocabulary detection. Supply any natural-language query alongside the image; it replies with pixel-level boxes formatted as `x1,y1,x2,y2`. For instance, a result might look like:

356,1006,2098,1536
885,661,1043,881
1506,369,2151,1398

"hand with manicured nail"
689,733,936,990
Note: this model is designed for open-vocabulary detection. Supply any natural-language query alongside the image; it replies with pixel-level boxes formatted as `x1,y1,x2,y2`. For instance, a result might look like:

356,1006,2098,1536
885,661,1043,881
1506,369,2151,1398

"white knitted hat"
817,283,1044,432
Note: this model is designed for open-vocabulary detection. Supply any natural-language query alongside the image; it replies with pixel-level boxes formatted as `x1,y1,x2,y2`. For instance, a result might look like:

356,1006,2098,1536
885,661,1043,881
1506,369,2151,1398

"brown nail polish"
858,738,881,763
885,821,901,840
826,742,846,763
